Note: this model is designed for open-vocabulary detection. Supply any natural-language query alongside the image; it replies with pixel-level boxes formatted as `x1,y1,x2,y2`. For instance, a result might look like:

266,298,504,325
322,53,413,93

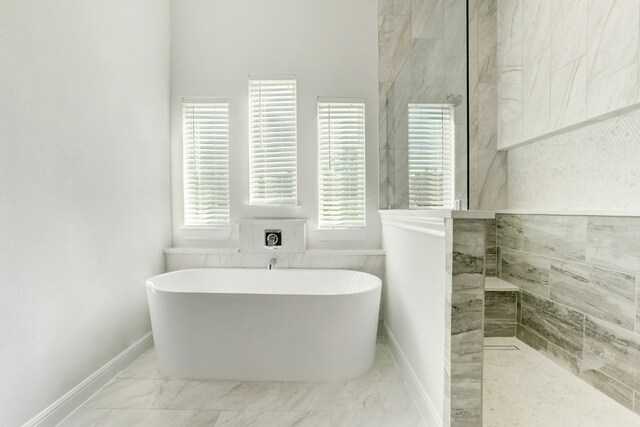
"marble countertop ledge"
164,248,386,255
496,209,640,217
379,209,496,219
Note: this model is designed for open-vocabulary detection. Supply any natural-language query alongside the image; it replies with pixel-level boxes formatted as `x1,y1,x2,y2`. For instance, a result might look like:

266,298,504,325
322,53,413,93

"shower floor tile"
484,337,640,427
58,337,424,427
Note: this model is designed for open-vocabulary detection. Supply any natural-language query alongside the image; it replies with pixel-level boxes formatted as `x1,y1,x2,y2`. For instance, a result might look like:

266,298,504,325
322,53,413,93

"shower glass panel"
381,3,468,209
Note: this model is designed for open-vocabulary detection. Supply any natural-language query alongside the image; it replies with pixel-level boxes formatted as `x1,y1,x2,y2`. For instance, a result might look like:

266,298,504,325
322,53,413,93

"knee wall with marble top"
495,213,640,414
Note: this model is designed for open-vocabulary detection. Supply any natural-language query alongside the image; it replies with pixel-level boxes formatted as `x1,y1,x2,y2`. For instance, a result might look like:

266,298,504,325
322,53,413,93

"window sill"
315,228,368,241
245,204,302,218
180,226,233,240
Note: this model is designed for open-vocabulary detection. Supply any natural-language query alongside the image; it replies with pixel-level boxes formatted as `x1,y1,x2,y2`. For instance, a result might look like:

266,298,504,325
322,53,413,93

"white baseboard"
23,332,153,427
383,322,442,427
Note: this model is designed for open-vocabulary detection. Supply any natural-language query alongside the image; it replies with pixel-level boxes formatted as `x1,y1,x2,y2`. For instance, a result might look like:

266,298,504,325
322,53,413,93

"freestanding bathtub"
146,268,381,382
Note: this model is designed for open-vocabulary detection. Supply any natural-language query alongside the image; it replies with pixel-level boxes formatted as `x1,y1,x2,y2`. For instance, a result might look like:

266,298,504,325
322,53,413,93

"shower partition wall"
379,0,468,210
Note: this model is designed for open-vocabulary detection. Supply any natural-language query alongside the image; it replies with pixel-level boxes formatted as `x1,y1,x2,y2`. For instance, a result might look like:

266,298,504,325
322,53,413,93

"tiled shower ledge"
485,277,518,291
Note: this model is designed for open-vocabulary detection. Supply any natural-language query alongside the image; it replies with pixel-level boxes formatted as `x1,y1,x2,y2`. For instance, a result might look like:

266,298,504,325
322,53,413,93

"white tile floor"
58,337,424,427
484,337,640,427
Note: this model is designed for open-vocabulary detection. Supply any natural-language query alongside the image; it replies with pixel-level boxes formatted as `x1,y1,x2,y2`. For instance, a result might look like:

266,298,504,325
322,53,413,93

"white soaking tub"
146,268,381,382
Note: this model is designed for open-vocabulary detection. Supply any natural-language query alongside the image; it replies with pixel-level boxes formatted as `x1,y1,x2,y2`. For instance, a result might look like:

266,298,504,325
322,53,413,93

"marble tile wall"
497,0,640,149
444,218,487,426
469,0,508,209
484,291,516,337
497,213,640,414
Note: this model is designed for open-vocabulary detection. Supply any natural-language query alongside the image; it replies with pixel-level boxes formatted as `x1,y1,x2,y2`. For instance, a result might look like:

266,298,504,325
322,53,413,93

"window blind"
182,99,230,227
249,78,297,206
408,104,455,209
317,100,366,229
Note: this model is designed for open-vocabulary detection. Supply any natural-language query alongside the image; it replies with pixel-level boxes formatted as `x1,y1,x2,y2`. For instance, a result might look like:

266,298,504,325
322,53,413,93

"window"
182,99,230,228
249,77,297,206
408,104,455,208
317,99,366,229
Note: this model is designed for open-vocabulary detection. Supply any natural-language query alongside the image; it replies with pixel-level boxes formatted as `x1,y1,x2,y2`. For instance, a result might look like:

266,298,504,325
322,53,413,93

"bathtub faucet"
268,257,277,270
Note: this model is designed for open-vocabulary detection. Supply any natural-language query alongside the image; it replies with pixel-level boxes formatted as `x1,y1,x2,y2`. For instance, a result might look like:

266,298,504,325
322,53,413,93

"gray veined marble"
450,292,484,364
584,316,640,392
485,246,497,276
485,322,515,337
499,248,550,297
586,216,640,273
543,343,635,410
637,276,640,335
485,218,497,246
485,291,516,322
520,292,584,357
496,214,524,250
90,409,221,427
83,379,188,409
451,220,486,292
520,215,587,262
214,411,331,427
587,0,639,83
549,261,636,330
515,324,548,352
450,363,482,413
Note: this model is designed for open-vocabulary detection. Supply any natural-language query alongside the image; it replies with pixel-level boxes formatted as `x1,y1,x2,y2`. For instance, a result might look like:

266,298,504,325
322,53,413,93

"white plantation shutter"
317,100,366,229
249,78,297,205
408,104,455,208
182,99,230,227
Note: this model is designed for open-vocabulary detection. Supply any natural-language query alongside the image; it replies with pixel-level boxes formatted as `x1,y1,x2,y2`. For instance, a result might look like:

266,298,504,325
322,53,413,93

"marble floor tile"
484,337,640,426
169,381,280,411
58,408,110,427
95,409,220,427
83,379,187,409
376,382,416,411
331,410,422,427
77,339,424,425
213,410,330,427
274,377,384,412
116,348,168,380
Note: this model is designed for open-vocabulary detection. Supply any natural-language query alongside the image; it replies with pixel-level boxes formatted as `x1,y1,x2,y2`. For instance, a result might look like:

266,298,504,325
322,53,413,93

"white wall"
0,1,171,425
382,221,446,425
170,0,380,249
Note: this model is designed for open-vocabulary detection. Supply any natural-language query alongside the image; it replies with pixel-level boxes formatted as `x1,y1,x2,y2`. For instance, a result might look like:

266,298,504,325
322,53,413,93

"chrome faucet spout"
268,257,277,270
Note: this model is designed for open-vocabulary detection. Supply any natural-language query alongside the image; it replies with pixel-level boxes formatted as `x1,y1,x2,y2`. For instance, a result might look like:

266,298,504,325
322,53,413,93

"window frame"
180,96,232,240
248,75,298,207
316,97,367,236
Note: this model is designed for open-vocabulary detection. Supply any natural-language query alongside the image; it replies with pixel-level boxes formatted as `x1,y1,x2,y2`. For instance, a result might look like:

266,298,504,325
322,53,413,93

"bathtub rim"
146,267,382,297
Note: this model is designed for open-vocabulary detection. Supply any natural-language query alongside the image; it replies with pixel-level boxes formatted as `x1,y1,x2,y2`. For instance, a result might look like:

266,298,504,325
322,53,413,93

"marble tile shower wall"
378,0,507,210
468,0,508,209
378,0,469,209
497,0,640,149
496,213,640,414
